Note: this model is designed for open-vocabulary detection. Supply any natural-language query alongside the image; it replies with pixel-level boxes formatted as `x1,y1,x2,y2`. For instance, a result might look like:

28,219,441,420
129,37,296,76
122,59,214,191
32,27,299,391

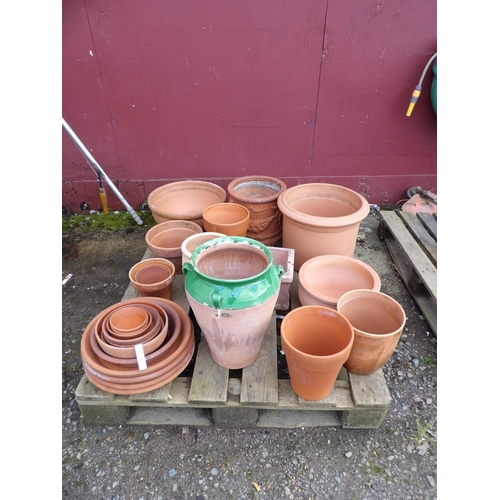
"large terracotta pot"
337,289,406,375
129,258,176,299
280,305,354,401
145,220,203,274
227,175,287,245
147,180,227,228
298,255,381,310
182,236,284,369
277,183,370,270
202,203,250,237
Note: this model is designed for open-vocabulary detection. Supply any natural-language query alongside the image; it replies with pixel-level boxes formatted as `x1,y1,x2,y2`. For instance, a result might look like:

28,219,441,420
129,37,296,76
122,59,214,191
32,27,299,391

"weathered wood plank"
398,211,437,266
417,212,437,240
348,369,392,408
188,335,229,404
384,238,437,336
257,409,342,428
379,211,437,300
128,383,172,403
126,407,214,426
240,314,279,405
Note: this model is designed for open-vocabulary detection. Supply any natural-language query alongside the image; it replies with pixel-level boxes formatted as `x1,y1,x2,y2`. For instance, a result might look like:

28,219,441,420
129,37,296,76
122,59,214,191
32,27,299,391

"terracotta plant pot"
145,221,203,274
277,183,370,270
108,305,150,334
129,258,176,298
183,236,284,369
147,180,227,228
202,203,250,237
337,289,406,376
181,231,225,266
280,305,354,401
298,255,381,310
227,175,287,245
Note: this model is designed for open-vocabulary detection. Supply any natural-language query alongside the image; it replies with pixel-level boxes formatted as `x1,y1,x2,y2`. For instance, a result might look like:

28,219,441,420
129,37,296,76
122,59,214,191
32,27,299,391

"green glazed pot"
182,236,284,310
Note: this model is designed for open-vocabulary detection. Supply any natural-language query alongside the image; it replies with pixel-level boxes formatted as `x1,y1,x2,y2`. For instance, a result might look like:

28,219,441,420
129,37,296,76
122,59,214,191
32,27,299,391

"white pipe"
62,118,143,225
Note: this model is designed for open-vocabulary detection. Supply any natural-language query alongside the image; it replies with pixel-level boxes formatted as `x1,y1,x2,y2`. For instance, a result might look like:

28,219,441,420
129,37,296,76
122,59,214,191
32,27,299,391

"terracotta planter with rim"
183,236,284,369
181,231,225,266
298,255,381,310
202,203,250,237
227,175,287,245
129,258,176,298
277,183,370,270
145,221,203,274
280,305,354,401
147,180,227,228
337,289,406,376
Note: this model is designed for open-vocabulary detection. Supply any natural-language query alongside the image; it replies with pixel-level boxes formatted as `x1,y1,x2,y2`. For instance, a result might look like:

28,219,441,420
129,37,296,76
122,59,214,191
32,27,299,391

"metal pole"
62,117,143,225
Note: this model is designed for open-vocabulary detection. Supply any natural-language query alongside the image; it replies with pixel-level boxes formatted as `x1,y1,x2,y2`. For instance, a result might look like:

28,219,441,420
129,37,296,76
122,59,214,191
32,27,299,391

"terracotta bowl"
145,221,203,273
129,258,177,299
108,305,150,335
101,304,163,347
147,180,227,227
298,255,381,310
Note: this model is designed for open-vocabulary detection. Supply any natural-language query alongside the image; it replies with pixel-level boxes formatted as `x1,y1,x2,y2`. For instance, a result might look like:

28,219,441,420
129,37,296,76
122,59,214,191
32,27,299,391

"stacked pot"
80,297,195,395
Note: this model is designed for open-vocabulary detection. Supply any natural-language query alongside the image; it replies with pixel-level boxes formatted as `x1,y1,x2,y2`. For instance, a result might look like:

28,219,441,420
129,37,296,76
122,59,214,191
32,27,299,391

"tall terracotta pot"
337,289,406,376
277,183,370,270
182,236,284,369
227,175,287,245
280,305,354,401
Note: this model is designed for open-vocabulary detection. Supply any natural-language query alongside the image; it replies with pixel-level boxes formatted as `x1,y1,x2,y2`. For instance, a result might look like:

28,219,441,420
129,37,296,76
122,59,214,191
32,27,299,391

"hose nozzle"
406,85,422,117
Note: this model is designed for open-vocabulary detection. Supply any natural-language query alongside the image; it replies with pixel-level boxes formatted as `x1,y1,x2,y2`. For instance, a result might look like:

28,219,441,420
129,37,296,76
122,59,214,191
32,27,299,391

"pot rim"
187,236,275,284
277,183,369,228
147,180,226,218
298,255,381,305
337,289,407,337
281,305,354,360
228,175,287,204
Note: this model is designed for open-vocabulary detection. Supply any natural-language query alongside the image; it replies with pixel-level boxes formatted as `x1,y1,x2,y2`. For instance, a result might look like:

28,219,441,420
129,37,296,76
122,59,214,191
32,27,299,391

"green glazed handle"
182,262,193,276
276,265,284,279
211,292,224,309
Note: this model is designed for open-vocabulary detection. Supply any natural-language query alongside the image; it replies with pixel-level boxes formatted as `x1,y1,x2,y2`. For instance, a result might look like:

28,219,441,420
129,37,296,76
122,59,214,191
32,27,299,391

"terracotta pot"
108,305,150,334
298,255,381,310
181,231,225,266
129,258,176,298
227,175,287,245
81,298,195,394
183,236,284,369
337,289,406,376
202,203,250,237
280,305,354,401
277,183,370,270
147,180,227,228
145,221,203,274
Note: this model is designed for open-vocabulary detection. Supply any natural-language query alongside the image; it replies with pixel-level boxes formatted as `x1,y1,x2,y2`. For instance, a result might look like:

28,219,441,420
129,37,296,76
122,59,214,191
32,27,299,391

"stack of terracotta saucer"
80,297,195,395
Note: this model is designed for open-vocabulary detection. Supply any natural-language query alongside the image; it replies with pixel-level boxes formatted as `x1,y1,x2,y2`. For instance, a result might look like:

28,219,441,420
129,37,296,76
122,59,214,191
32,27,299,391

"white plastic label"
134,344,147,371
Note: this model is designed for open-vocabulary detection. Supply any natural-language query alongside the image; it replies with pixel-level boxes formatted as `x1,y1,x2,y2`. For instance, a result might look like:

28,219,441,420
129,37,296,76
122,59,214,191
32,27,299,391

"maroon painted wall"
62,0,436,213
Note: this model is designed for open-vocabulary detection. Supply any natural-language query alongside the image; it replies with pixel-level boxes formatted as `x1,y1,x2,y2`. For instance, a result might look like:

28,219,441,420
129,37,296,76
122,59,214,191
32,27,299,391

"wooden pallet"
378,209,437,336
75,250,392,429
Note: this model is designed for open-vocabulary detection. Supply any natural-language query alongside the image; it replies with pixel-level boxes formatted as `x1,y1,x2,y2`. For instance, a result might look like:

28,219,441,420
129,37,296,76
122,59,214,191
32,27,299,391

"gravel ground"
61,208,437,500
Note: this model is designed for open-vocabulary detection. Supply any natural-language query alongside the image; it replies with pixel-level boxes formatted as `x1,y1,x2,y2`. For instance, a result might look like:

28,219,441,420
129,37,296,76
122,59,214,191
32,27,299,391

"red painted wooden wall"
62,0,436,213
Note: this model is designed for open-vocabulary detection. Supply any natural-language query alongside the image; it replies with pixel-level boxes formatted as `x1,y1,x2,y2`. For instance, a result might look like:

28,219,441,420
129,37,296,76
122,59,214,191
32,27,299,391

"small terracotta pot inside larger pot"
280,305,354,401
337,289,406,376
129,258,176,298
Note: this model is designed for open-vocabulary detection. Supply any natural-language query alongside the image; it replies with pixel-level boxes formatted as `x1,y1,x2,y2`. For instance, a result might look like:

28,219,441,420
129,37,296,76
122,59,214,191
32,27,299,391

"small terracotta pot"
129,258,177,298
280,305,354,401
277,183,370,270
147,180,227,228
227,175,287,245
202,203,250,237
298,255,381,310
108,305,150,334
145,221,203,274
181,231,225,266
337,289,406,376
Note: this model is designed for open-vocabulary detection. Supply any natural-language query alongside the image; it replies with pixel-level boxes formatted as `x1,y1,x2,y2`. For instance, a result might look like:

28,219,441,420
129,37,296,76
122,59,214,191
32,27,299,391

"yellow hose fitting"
406,86,422,117
99,187,109,214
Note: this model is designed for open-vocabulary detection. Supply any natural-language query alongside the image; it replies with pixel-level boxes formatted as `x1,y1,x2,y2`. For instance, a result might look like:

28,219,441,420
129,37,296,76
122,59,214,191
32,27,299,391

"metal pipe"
62,118,143,225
